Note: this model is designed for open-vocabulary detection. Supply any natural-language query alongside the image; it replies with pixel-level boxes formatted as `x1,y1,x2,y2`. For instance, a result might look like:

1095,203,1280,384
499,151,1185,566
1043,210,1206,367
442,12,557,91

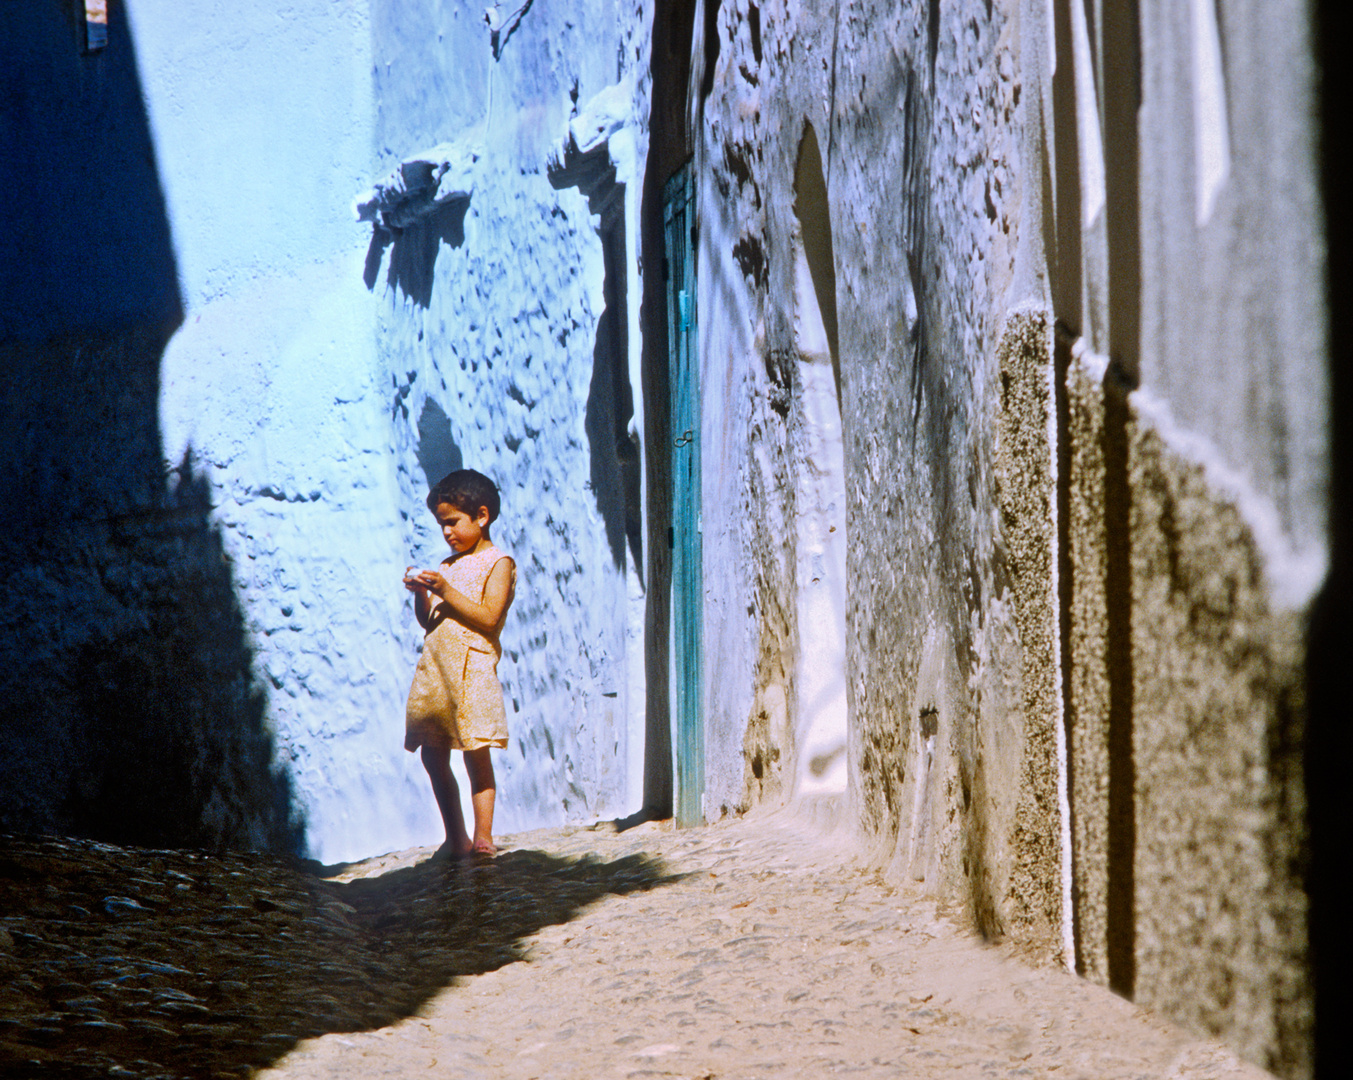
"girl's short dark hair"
426,469,501,522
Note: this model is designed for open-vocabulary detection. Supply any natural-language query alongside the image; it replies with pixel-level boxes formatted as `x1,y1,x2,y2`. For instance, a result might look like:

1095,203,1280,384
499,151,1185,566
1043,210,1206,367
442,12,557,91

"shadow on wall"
0,6,300,852
363,197,471,309
586,211,643,574
548,139,643,575
632,0,703,817
793,123,840,393
416,398,466,485
0,833,681,1074
0,3,179,342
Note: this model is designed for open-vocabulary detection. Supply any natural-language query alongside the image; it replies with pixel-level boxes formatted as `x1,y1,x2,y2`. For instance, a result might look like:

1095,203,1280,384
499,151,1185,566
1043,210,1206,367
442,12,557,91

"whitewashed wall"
365,0,655,849
134,1,432,863
0,1,654,864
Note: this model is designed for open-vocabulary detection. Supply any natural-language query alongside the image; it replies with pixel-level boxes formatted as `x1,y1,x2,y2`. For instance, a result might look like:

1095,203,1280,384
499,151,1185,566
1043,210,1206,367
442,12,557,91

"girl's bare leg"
463,747,497,854
421,745,473,855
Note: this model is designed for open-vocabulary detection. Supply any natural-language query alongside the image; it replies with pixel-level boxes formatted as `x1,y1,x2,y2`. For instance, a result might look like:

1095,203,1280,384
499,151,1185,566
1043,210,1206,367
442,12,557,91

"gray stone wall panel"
1128,404,1310,1077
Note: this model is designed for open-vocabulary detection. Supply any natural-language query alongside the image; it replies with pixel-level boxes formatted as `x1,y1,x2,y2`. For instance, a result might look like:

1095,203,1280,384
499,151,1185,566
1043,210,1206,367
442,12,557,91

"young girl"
403,469,516,857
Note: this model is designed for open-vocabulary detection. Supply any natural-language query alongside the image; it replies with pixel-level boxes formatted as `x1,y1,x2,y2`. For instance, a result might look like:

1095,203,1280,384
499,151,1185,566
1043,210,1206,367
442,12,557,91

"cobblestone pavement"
3,811,1273,1079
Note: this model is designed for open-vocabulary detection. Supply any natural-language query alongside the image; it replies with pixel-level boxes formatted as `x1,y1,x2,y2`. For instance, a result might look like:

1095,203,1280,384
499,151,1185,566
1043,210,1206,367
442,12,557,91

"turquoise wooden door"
663,163,703,827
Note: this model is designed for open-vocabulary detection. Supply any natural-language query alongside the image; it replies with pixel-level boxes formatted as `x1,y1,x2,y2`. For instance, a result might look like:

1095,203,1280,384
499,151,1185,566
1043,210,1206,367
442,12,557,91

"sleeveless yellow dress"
404,545,514,752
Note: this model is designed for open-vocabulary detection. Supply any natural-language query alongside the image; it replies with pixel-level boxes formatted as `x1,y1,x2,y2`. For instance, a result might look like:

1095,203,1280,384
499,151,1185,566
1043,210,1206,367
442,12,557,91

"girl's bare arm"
413,557,515,636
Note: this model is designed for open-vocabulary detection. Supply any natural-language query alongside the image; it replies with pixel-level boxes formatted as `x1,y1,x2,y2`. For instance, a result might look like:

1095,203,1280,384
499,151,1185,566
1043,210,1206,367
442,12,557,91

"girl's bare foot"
471,836,498,855
430,835,474,862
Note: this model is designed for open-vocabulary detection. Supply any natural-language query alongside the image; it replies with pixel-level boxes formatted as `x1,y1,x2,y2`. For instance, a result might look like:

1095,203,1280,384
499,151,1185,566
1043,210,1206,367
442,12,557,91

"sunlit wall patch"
1190,0,1231,226
1069,0,1106,229
82,1,108,54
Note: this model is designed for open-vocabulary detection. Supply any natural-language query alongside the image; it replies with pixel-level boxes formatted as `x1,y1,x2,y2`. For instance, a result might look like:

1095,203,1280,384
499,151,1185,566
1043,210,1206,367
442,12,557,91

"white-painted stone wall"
687,1,1061,953
130,1,452,863
2,1,655,865
366,0,654,850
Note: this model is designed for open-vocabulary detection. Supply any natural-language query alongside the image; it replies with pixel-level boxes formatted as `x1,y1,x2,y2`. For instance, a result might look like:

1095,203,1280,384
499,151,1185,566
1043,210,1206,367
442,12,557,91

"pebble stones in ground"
0,831,674,1078
5,816,1274,1079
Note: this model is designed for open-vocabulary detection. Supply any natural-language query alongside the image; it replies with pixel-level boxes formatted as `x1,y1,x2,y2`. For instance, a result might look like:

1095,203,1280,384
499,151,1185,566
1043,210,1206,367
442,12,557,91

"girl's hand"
403,566,431,592
411,569,449,598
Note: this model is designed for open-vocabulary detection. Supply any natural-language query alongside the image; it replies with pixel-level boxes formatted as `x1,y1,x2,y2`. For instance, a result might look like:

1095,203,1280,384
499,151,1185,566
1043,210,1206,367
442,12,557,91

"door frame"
662,162,703,827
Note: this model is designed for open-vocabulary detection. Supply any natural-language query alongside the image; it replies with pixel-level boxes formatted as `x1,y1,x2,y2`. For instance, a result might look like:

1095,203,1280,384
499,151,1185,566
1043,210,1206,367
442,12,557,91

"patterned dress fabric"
404,545,514,752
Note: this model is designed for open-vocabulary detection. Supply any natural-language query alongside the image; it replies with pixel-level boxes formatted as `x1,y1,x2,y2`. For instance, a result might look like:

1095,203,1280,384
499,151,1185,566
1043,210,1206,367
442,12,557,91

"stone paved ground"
3,810,1274,1079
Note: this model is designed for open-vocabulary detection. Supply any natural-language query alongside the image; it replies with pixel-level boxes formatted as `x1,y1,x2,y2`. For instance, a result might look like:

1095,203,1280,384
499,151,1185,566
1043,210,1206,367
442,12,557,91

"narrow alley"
2,3,1336,1077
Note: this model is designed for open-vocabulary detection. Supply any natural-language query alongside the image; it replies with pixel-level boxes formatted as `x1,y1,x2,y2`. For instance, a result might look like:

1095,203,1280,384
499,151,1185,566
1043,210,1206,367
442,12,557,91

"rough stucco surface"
690,0,1063,957
690,0,823,819
1128,404,1309,1077
832,0,1061,960
694,8,1322,1064
369,0,654,842
992,310,1063,956
1115,3,1322,1074
2,1,658,864
1064,347,1110,986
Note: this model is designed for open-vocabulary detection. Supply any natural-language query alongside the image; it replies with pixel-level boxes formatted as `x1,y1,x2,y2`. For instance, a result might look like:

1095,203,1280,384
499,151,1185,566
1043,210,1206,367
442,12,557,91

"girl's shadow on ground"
0,835,683,1078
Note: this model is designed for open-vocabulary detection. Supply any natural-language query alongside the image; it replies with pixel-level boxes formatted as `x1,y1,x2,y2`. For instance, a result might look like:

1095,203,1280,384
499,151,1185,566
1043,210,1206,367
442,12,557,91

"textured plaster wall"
1,1,385,859
1133,22,1319,1027
690,0,864,820
689,0,1066,958
829,0,1064,961
1136,0,1326,571
1055,2,1323,1074
1128,400,1309,1074
690,0,799,820
1066,369,1314,1080
2,1,657,864
368,0,655,841
693,14,1324,1072
1064,345,1112,984
133,0,428,865
1066,351,1313,1080
991,310,1065,955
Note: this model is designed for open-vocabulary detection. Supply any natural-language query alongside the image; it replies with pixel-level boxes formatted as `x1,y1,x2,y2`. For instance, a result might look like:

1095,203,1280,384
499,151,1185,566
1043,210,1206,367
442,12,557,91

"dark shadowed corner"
633,0,703,820
0,4,301,854
1308,1,1349,1076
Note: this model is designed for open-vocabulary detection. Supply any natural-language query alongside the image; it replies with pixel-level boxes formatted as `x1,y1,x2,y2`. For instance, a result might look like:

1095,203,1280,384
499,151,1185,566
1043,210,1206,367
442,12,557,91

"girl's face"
433,502,490,553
